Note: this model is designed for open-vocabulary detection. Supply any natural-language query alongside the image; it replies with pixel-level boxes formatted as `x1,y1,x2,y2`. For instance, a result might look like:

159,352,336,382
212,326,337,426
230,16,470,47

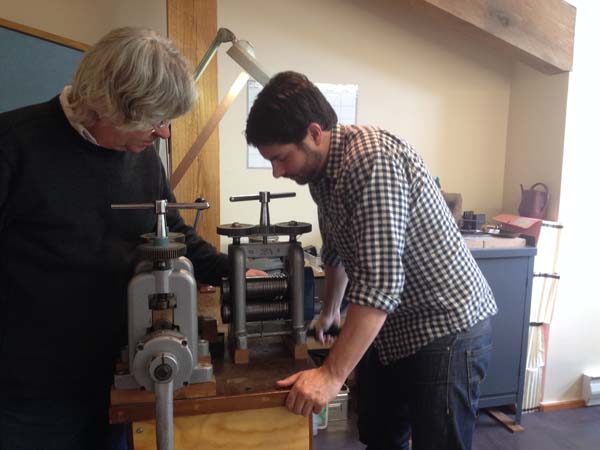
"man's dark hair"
246,71,338,147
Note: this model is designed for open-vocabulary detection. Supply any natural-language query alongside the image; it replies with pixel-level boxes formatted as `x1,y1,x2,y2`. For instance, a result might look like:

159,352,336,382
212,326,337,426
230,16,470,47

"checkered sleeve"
344,150,409,313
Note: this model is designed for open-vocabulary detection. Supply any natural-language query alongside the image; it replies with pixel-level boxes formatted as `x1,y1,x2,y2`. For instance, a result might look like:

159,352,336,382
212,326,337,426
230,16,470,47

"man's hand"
276,367,345,416
313,310,341,345
315,263,347,344
246,269,268,277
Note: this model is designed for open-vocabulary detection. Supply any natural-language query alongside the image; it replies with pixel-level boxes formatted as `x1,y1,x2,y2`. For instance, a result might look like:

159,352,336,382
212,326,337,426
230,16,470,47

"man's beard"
294,142,323,184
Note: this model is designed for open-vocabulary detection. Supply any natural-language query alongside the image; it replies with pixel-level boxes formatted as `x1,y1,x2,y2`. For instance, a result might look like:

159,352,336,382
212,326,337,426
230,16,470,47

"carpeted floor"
314,406,600,450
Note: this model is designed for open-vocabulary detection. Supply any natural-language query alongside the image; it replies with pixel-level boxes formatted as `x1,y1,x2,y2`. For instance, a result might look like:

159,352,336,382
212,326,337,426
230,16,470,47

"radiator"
583,372,600,407
523,325,545,411
523,222,563,411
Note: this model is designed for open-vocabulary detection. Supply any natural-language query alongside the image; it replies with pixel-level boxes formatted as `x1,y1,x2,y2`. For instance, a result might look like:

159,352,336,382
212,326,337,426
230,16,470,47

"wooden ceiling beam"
407,0,576,74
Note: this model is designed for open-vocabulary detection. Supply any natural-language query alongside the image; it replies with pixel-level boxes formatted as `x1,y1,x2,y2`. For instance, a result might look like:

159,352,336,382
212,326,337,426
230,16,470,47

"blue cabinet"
471,247,536,423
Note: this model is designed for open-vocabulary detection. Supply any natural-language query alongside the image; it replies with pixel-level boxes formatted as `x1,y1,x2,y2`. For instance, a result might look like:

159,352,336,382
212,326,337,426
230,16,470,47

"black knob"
153,363,173,381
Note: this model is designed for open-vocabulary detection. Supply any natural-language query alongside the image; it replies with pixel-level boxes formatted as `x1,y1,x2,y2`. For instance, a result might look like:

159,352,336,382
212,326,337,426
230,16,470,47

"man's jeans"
356,318,492,450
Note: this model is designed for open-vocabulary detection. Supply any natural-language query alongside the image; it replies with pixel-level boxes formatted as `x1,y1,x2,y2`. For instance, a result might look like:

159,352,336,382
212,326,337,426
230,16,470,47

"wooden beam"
110,390,290,423
540,399,586,411
167,0,221,249
485,408,525,433
0,17,89,51
406,0,576,74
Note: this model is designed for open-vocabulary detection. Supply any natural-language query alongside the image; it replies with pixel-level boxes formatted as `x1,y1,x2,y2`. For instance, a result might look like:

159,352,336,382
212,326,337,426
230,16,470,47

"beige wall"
217,0,513,250
503,62,568,221
543,0,600,403
1,0,166,44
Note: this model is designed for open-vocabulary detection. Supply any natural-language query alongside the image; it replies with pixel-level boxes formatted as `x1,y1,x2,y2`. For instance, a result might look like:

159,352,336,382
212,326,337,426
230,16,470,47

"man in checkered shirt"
246,71,497,450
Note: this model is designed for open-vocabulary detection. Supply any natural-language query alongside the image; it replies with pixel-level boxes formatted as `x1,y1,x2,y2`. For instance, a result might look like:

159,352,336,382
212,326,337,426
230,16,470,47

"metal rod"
230,194,260,202
259,191,270,228
167,202,210,210
155,200,168,240
111,203,154,209
110,202,209,210
192,28,236,82
170,71,249,189
229,192,296,202
230,245,248,349
289,243,306,344
192,198,207,231
155,380,174,450
269,192,296,199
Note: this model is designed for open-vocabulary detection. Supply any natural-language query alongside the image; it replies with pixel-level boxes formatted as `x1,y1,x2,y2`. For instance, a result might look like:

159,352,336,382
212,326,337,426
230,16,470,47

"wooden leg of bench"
485,408,525,433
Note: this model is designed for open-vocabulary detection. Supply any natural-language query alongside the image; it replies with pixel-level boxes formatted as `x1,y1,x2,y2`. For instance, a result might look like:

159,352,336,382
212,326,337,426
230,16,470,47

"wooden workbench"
110,336,314,450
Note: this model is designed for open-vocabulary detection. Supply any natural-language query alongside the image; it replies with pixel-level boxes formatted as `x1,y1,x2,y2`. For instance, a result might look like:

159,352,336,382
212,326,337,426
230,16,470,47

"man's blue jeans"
356,318,492,450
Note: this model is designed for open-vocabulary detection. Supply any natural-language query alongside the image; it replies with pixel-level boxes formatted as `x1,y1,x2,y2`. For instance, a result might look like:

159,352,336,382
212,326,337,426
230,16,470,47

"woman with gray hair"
0,27,226,450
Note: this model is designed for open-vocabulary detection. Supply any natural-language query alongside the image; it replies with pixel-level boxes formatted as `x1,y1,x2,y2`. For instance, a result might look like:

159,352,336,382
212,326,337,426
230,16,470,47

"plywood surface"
132,407,310,450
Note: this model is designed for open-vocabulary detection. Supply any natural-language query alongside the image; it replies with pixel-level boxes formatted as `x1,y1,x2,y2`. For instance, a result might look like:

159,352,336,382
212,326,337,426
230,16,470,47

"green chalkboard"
0,20,86,113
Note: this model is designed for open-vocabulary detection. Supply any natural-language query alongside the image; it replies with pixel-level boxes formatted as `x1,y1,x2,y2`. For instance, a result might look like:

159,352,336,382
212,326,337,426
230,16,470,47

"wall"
502,63,568,221
543,0,600,403
0,0,166,44
217,0,513,250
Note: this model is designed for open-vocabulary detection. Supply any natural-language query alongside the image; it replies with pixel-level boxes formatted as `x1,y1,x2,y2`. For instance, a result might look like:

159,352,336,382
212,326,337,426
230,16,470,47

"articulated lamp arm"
170,28,271,189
